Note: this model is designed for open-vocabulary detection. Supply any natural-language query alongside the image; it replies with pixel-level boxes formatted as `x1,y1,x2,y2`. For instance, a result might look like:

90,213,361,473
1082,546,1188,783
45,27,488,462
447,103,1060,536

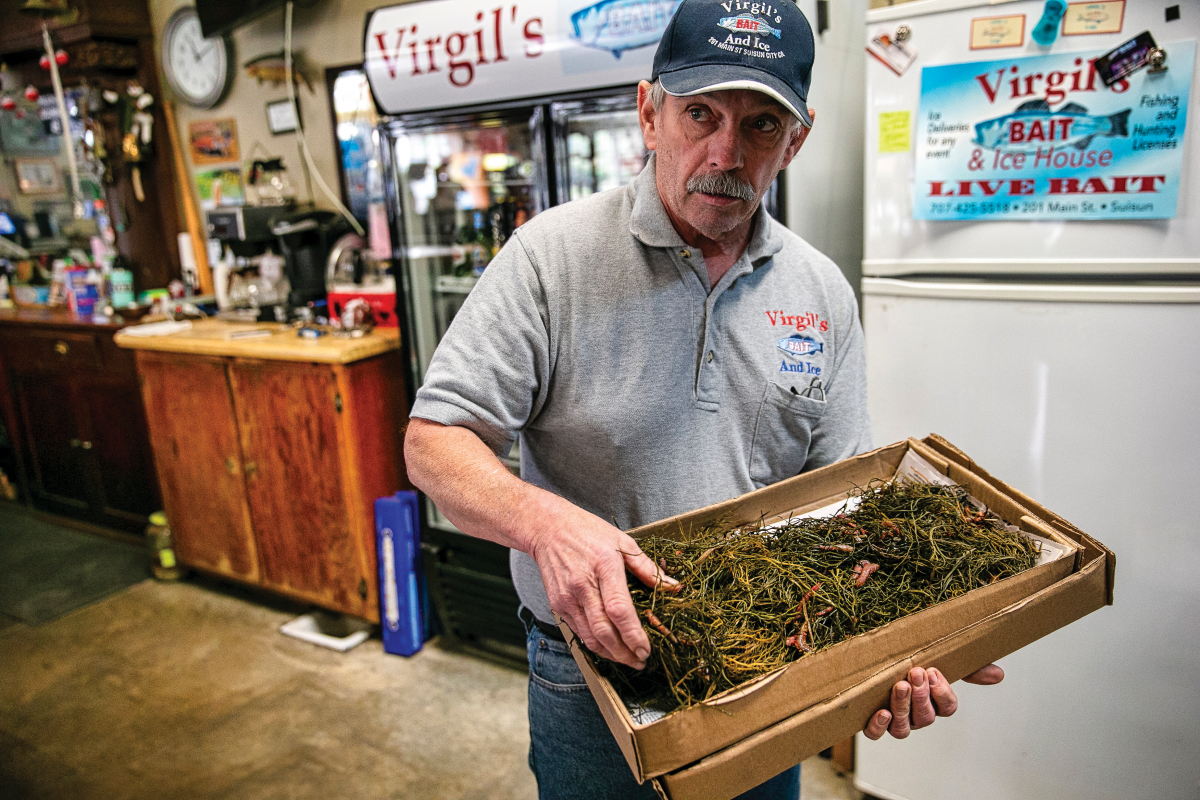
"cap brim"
660,66,812,127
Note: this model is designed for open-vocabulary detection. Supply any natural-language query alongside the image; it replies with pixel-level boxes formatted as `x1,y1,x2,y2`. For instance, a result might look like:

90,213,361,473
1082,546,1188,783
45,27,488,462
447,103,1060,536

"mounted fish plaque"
364,0,682,115
909,42,1193,221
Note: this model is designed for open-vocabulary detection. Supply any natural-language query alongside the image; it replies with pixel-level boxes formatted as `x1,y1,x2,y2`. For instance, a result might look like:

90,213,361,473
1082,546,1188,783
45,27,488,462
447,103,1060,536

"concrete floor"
1,576,865,800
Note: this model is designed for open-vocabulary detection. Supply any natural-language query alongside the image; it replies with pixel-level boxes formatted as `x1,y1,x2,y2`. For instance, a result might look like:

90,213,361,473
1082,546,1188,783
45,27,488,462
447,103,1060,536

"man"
405,1,1002,797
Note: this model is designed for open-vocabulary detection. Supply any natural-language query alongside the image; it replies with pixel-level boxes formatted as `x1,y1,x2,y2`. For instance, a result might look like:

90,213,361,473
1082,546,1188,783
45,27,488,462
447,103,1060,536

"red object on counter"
327,288,398,328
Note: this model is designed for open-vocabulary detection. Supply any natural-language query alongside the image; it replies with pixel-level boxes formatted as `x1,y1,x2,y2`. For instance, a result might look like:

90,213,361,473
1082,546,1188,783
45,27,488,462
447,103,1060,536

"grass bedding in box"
593,449,1070,721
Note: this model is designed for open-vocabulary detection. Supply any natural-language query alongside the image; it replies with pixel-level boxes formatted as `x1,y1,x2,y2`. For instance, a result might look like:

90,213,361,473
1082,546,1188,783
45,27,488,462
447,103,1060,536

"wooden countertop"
113,319,401,364
0,306,134,330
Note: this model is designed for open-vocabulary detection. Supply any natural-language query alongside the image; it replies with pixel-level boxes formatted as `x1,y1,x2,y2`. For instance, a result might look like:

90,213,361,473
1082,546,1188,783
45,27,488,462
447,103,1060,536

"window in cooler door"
551,97,648,205
387,112,544,387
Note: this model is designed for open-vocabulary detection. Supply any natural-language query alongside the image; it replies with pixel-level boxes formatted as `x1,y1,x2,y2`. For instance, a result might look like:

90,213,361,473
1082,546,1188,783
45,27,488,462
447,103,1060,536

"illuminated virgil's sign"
365,0,682,114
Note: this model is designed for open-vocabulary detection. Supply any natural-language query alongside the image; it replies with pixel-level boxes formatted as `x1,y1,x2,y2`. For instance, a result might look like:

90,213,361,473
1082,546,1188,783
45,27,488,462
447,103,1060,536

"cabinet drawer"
1,330,103,373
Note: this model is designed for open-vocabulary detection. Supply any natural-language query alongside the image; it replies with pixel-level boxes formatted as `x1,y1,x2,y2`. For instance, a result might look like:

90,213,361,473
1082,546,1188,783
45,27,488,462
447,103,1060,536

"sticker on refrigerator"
867,32,917,76
970,15,1025,50
912,42,1193,221
1063,2,1125,36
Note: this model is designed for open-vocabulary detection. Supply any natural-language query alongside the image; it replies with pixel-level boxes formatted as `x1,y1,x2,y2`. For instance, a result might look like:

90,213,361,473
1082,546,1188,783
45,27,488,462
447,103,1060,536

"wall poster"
188,119,240,165
913,42,1192,221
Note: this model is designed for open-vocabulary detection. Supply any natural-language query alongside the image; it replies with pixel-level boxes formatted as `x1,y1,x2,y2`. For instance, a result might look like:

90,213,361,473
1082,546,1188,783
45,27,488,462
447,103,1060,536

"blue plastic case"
375,491,429,656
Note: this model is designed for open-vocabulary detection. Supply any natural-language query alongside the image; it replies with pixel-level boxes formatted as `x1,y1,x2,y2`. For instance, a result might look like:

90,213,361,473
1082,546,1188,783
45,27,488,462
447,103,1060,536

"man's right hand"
403,418,678,671
527,507,678,670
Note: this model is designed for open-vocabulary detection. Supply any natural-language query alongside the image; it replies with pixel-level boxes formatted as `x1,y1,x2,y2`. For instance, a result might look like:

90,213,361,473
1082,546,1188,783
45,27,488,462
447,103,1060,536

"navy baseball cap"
652,0,815,127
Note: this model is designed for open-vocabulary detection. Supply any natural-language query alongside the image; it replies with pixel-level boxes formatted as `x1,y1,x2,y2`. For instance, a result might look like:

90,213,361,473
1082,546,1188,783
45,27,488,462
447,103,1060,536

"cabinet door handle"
225,457,238,475
71,438,81,448
54,341,70,355
244,461,258,478
80,441,93,450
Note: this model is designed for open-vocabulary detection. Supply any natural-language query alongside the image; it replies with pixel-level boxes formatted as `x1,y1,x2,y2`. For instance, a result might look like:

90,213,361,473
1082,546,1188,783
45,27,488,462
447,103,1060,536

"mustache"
686,171,757,203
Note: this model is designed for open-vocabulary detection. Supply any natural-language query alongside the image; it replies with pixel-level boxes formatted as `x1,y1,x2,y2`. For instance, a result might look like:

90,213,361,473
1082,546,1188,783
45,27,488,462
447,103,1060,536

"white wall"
785,0,868,297
147,0,419,219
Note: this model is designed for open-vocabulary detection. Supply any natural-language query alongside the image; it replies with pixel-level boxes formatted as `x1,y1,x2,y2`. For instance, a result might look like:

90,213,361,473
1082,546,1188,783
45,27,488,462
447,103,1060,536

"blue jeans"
526,626,801,800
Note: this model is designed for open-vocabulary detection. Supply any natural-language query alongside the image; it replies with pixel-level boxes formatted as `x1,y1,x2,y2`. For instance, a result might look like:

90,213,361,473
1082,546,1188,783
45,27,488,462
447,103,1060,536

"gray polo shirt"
411,155,872,623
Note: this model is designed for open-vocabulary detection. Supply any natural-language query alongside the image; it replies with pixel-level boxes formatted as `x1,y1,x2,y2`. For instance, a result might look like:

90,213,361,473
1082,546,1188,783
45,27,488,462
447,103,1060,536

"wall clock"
160,6,234,109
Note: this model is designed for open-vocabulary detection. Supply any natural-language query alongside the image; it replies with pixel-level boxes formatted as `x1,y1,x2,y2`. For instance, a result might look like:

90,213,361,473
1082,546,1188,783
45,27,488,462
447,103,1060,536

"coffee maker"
206,205,293,317
271,209,351,312
206,205,285,254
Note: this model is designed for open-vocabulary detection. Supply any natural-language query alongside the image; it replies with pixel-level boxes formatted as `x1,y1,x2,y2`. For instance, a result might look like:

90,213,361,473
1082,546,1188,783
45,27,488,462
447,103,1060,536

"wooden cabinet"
137,355,259,582
0,316,161,534
0,0,152,55
1,0,183,293
134,347,410,621
10,372,90,511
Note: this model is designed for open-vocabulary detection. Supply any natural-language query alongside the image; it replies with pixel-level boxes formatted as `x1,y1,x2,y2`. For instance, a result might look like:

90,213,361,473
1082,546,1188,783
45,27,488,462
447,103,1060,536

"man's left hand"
862,664,1004,740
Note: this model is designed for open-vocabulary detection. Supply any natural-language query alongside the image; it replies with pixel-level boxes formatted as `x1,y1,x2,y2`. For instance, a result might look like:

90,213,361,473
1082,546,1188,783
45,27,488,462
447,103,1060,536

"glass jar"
146,511,184,581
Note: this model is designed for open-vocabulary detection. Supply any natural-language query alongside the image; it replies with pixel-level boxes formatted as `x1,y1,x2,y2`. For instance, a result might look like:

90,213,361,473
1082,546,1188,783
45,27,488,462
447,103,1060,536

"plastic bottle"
110,268,135,307
146,511,184,580
214,245,233,310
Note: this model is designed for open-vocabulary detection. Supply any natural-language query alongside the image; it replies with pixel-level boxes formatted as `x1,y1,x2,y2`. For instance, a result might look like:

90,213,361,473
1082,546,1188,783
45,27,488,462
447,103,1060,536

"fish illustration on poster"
912,42,1193,221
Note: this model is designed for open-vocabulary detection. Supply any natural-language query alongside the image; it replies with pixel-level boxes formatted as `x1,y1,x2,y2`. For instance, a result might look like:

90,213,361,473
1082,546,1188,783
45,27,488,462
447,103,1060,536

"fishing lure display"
594,481,1041,714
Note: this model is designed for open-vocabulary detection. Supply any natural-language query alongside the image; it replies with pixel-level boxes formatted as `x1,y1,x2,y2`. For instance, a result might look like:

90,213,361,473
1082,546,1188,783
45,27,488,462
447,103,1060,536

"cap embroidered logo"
652,0,815,126
718,14,782,39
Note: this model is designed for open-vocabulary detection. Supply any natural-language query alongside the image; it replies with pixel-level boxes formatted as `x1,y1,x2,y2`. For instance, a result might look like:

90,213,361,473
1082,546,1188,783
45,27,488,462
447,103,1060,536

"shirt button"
680,249,692,259
707,350,714,362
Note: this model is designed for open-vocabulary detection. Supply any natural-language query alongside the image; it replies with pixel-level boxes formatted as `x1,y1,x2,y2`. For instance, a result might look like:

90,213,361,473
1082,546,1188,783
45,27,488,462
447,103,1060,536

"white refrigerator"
856,2,1200,800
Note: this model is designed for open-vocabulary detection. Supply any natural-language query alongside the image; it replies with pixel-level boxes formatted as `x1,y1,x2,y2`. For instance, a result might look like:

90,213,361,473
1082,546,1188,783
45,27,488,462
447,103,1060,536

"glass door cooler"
379,91,646,657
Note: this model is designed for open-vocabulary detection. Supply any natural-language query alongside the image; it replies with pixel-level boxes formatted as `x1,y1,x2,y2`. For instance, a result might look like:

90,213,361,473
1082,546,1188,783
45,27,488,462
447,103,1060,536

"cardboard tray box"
557,435,1116,800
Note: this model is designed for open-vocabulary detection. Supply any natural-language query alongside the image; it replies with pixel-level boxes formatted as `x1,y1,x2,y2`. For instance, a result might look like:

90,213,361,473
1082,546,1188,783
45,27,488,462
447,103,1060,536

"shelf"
434,275,480,294
403,245,459,260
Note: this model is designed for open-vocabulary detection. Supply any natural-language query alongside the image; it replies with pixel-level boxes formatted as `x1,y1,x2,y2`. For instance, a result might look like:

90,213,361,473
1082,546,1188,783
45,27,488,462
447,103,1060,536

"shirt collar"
628,153,784,268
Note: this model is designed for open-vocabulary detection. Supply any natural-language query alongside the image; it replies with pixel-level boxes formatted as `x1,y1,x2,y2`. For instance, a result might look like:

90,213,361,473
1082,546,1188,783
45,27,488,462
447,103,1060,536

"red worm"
818,544,854,552
643,610,679,644
852,560,880,587
961,506,988,523
788,582,824,627
787,622,813,652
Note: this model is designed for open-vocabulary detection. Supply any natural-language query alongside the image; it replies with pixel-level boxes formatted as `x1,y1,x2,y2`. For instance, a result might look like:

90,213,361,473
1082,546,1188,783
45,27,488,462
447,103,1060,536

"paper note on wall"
879,111,912,153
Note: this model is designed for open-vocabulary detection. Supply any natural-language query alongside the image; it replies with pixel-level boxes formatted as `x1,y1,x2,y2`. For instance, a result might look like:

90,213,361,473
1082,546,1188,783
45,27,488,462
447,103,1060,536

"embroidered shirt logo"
777,334,823,358
718,14,781,39
765,310,828,332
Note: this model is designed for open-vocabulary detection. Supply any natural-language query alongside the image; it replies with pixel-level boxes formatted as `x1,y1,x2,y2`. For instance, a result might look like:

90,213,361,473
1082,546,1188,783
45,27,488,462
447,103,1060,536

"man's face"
637,82,809,245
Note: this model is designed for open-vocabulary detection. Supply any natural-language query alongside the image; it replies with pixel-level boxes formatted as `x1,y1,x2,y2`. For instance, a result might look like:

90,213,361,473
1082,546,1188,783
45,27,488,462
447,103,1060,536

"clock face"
162,7,232,109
